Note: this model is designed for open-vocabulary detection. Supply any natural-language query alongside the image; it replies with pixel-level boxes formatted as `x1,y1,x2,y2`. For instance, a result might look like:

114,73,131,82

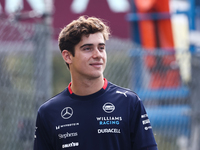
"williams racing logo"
96,116,122,125
103,102,115,113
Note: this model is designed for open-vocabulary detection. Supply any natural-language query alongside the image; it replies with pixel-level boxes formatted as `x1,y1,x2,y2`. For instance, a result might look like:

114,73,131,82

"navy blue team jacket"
34,79,158,150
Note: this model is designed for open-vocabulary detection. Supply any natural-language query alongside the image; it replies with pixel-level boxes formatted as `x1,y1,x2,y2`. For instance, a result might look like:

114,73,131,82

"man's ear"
62,50,73,64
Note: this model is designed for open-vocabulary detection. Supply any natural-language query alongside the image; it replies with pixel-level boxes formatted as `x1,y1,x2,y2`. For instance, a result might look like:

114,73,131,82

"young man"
34,16,158,150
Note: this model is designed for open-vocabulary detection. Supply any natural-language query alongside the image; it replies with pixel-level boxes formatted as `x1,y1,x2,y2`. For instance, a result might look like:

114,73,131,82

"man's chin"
86,74,104,80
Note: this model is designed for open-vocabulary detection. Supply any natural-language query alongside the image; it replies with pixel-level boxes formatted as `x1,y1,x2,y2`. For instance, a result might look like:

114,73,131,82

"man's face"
69,32,107,80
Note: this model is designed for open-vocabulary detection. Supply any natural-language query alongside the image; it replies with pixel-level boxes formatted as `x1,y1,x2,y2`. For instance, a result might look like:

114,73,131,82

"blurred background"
0,0,200,149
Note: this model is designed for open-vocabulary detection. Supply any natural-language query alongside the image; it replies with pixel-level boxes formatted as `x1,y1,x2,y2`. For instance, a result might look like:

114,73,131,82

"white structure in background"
71,0,130,13
177,135,189,150
190,31,200,48
2,0,54,24
3,0,53,15
170,0,191,84
71,0,90,14
5,0,24,13
0,3,2,14
1,0,129,18
170,1,200,150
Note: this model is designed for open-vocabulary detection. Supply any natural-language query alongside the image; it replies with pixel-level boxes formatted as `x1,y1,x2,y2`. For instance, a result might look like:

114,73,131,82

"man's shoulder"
106,82,143,113
38,88,69,113
107,82,141,102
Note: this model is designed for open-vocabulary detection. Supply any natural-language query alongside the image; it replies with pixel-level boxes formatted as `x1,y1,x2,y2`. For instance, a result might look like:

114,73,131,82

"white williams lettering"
96,116,122,121
97,116,123,125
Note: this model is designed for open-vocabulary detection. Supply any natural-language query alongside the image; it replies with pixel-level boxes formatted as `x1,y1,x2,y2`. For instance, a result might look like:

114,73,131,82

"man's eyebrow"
80,44,93,48
99,43,105,46
80,43,105,48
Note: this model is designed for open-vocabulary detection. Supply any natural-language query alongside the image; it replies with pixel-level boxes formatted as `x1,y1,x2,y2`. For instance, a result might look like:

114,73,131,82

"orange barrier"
134,0,180,89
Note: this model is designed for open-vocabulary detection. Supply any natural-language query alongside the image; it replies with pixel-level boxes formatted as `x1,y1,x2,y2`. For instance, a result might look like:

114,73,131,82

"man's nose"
92,48,102,58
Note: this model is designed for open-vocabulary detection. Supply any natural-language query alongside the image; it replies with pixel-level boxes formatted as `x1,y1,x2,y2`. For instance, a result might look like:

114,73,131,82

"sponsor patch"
103,103,115,113
58,132,78,139
98,128,121,134
141,114,148,118
61,107,73,119
145,126,152,130
62,142,79,148
56,123,79,130
116,91,128,97
96,116,122,125
142,119,150,125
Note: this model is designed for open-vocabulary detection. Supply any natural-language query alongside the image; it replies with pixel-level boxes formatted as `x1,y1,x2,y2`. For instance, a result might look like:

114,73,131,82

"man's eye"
99,46,105,50
84,47,91,51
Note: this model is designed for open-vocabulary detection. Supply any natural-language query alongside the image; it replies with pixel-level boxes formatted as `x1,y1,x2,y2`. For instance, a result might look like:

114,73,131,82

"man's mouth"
90,63,103,68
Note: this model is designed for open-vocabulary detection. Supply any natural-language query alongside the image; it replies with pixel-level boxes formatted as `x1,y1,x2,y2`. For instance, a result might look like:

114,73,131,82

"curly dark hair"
58,16,110,57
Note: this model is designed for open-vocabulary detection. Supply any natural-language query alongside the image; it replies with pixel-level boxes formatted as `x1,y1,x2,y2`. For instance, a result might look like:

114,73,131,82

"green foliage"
104,50,132,89
155,133,179,150
52,54,71,96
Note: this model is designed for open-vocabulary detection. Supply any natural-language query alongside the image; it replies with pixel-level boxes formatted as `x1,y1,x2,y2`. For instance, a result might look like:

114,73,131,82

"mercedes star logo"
61,107,73,119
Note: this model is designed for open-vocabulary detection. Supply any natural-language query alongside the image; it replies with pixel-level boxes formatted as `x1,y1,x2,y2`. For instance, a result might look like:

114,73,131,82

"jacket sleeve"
34,111,54,150
130,98,158,150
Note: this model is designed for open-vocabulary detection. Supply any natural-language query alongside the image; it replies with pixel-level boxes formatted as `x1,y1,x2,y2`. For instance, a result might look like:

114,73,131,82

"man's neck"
70,76,105,96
